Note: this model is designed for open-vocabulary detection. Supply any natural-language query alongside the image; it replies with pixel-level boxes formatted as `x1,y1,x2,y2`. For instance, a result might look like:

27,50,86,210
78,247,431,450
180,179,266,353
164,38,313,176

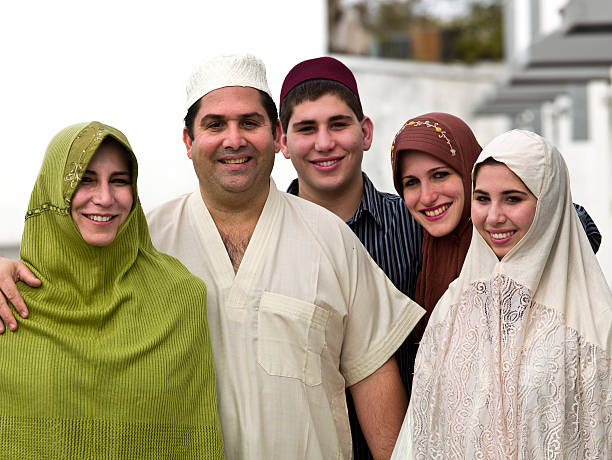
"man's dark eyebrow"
328,115,354,123
240,112,265,120
198,114,224,126
291,119,316,129
291,114,353,130
199,112,265,125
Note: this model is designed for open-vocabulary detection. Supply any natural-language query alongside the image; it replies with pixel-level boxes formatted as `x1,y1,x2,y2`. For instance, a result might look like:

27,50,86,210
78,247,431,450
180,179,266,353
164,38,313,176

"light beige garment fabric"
392,130,612,459
147,180,425,460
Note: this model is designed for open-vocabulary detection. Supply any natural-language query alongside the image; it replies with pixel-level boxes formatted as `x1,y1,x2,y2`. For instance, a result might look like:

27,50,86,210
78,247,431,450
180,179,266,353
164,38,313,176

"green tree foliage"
444,1,503,63
330,0,503,63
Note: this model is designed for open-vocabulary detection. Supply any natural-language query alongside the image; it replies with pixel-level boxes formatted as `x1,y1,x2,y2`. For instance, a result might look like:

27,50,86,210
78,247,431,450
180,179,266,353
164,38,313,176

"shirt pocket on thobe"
257,291,329,386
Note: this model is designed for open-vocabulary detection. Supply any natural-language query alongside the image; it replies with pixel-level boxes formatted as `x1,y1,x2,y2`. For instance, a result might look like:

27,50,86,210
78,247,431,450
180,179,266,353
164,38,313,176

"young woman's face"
399,150,465,237
71,141,133,247
472,162,537,259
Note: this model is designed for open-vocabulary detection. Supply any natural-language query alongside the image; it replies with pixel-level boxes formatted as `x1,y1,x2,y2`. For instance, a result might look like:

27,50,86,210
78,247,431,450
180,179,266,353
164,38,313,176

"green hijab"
0,122,224,459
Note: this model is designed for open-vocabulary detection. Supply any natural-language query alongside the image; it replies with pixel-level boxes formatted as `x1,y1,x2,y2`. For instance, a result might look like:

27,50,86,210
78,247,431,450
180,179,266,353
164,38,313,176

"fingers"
0,296,17,332
13,262,39,318
15,261,41,288
2,278,29,319
0,258,40,331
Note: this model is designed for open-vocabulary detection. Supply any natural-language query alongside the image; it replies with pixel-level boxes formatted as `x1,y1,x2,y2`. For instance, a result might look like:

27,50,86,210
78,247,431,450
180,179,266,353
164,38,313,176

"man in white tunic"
0,54,424,460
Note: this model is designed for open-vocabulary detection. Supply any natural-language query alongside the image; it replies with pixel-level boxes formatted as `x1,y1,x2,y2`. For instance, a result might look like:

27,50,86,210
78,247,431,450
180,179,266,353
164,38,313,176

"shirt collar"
347,173,383,228
286,173,384,227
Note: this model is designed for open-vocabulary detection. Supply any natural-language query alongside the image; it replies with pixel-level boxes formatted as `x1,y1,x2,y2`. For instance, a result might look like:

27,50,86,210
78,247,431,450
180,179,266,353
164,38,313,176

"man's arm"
349,356,407,460
0,257,39,332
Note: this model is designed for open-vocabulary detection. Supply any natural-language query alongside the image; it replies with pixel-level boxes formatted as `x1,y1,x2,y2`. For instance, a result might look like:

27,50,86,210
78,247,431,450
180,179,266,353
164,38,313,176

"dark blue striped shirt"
574,204,602,253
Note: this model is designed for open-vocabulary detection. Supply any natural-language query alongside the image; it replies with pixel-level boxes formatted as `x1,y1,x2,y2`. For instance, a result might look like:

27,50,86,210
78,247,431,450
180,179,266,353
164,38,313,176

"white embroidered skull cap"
185,53,273,112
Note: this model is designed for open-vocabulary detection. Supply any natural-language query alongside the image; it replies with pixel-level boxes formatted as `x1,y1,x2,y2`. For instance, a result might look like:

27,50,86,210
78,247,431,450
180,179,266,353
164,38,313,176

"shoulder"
146,192,193,224
133,239,207,301
279,191,358,237
145,192,196,251
365,186,421,237
374,188,414,217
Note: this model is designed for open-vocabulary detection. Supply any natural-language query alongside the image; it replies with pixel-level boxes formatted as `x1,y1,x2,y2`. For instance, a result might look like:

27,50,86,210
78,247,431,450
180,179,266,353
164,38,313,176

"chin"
420,221,452,238
81,232,117,247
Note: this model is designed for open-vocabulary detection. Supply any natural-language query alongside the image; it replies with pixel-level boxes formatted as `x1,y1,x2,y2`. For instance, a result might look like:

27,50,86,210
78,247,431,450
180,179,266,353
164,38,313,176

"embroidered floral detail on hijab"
63,126,107,204
25,201,70,221
392,120,457,156
64,160,85,190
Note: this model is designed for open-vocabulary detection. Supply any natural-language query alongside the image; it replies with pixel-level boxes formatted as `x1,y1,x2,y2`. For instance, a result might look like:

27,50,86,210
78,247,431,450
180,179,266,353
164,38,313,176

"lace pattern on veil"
410,274,611,459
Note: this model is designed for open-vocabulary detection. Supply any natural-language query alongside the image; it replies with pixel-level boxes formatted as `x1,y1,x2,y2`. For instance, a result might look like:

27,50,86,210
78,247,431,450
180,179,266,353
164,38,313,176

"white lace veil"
392,130,612,459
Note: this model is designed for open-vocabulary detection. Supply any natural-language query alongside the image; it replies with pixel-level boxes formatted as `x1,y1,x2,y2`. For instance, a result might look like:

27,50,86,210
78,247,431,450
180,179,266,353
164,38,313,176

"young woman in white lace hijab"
392,129,611,459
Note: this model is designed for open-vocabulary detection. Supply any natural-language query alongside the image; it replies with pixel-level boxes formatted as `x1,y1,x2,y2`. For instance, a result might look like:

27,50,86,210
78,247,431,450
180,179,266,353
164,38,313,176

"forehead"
475,163,528,190
290,93,355,119
89,140,131,170
196,86,268,120
400,150,452,173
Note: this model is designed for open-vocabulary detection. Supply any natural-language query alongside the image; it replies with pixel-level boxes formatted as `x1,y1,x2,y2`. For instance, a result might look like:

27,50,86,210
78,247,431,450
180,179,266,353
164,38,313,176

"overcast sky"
0,0,326,245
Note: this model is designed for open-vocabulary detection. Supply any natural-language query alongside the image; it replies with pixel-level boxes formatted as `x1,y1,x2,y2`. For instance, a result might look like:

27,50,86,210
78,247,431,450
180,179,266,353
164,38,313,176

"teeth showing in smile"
424,204,450,217
86,215,112,222
315,159,339,167
491,231,514,239
222,157,248,164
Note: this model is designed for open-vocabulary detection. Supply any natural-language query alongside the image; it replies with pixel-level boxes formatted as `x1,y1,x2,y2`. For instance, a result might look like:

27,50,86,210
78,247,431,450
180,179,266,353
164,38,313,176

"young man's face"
183,86,280,206
280,93,372,198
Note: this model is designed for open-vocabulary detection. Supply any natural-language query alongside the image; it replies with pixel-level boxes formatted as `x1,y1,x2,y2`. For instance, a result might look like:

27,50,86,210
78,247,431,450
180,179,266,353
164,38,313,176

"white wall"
539,0,565,35
541,81,612,279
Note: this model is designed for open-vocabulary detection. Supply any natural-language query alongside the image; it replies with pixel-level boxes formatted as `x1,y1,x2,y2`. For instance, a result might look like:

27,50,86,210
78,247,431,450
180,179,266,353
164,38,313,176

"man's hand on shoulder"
0,257,40,333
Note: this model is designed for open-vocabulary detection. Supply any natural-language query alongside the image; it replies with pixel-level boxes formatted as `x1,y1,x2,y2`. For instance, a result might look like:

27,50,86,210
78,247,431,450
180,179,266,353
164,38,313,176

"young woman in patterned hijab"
391,112,482,339
392,129,611,459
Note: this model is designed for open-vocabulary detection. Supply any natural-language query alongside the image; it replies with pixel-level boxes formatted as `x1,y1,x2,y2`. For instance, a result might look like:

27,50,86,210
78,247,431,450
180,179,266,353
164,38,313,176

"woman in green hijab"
0,122,224,459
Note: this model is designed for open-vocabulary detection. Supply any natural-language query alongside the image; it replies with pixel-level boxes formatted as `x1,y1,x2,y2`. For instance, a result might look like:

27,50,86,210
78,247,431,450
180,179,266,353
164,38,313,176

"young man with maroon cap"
279,56,423,460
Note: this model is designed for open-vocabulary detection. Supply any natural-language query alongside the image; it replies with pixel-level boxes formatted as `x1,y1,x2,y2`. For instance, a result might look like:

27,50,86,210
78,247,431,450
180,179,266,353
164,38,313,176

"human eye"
473,194,489,203
506,195,523,204
79,174,94,184
432,170,450,180
330,121,349,130
205,120,224,131
402,178,418,188
111,176,132,185
295,124,315,134
242,118,262,129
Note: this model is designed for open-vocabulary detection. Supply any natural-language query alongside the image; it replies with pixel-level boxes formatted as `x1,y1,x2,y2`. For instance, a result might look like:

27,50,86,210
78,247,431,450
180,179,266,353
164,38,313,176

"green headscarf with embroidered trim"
0,122,225,459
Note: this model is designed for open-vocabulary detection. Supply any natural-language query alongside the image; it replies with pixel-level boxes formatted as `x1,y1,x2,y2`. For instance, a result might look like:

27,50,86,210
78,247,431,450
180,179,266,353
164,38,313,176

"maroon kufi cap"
279,57,360,110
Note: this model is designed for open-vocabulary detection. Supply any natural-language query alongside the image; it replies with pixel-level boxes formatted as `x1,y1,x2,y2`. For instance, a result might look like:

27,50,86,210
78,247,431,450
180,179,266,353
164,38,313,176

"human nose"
419,181,438,206
314,129,334,152
92,182,113,207
223,123,247,150
486,201,506,225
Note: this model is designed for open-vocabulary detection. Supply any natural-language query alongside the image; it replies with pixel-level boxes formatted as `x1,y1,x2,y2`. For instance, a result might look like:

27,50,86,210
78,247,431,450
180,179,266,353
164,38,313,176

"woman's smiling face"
472,161,537,259
70,139,133,247
399,150,465,237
